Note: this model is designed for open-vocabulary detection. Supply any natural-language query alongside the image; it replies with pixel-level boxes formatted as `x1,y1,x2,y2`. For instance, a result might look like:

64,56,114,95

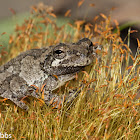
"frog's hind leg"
0,75,30,111
10,97,29,111
0,93,29,111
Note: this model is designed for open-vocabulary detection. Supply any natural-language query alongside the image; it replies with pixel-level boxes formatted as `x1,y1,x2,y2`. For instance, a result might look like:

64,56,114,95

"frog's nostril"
89,42,93,47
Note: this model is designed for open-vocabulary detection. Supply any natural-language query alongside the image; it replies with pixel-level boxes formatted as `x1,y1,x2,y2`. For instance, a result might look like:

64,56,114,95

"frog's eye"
54,50,64,54
53,49,66,59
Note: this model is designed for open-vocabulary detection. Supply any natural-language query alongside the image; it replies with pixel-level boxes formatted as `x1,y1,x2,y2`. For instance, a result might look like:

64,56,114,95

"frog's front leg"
41,76,64,108
43,88,79,108
42,75,80,108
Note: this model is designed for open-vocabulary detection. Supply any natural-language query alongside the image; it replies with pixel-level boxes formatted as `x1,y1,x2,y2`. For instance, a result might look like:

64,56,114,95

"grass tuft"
0,3,140,140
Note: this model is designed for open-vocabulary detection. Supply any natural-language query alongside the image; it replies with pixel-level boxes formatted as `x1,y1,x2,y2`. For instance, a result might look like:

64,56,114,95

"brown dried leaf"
75,20,85,29
130,30,138,33
89,3,95,7
114,19,119,27
53,75,58,79
100,13,107,19
137,38,140,49
31,6,38,12
85,24,91,32
48,12,57,18
1,32,6,35
78,0,84,7
9,8,16,15
9,36,14,44
37,98,45,104
0,98,8,102
129,77,136,83
94,24,97,32
82,71,89,78
111,7,117,11
93,15,99,21
64,9,71,17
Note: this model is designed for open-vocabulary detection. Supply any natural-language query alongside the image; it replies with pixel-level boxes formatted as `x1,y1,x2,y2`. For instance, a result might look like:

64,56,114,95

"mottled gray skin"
0,38,101,110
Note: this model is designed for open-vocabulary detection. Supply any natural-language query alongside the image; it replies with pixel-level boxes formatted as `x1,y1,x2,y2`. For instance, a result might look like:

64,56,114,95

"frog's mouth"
54,66,85,76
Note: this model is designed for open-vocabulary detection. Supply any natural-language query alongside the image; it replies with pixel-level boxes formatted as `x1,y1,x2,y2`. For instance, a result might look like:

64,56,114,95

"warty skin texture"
0,38,102,110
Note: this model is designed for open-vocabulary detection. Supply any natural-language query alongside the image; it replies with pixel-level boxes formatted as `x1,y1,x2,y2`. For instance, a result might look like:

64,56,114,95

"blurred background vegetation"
0,0,140,55
0,13,29,48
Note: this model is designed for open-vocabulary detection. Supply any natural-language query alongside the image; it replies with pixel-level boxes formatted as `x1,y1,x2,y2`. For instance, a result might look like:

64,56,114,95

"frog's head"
41,38,102,76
